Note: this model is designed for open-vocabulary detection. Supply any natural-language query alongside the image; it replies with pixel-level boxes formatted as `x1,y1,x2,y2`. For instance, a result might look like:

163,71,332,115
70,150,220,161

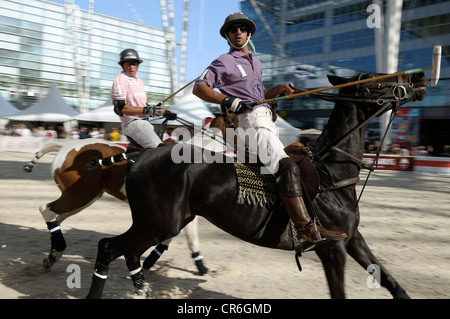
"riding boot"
277,157,347,253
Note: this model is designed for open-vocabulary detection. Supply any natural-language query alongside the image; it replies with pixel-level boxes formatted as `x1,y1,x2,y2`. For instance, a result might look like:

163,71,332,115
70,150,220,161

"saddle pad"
233,162,277,208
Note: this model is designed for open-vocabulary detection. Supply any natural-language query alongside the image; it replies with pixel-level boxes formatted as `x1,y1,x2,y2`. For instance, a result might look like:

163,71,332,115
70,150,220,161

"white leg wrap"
49,225,61,233
193,254,203,261
129,267,142,276
94,271,108,279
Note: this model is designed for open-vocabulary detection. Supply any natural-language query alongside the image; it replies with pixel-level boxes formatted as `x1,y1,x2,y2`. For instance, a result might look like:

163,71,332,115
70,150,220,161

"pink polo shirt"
111,71,149,127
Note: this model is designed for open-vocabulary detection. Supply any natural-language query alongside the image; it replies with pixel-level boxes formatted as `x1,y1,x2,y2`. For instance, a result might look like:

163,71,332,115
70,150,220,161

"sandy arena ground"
0,150,449,300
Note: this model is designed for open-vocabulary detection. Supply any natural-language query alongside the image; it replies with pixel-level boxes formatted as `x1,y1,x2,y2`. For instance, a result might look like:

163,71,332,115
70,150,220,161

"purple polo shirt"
196,48,269,109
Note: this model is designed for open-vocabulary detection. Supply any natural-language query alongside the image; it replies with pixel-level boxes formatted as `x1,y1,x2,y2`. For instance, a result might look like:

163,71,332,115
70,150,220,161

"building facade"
241,0,449,155
0,0,172,112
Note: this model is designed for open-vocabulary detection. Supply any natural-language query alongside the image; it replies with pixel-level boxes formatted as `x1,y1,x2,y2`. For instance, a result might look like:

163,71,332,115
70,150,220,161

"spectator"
46,126,57,139
98,128,106,140
56,125,67,139
15,123,32,137
79,126,90,139
71,127,80,140
89,127,100,138
109,127,120,141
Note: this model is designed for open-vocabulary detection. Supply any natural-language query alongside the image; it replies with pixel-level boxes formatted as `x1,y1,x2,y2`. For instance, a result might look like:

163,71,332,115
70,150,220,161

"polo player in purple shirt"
193,12,347,254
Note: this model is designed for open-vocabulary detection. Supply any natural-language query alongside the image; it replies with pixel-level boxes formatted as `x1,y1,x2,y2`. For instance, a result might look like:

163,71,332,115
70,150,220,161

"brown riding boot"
280,194,347,252
277,157,347,253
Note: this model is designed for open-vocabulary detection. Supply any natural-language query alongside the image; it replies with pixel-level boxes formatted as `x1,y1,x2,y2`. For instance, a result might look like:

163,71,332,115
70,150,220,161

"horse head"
316,72,428,155
312,70,428,179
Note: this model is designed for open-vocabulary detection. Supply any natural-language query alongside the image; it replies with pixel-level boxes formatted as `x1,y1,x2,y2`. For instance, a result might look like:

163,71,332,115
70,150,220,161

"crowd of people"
365,140,435,156
0,122,128,142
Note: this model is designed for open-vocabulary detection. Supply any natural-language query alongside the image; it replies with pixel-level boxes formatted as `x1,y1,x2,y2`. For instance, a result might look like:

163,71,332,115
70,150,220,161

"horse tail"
23,141,65,173
88,152,128,169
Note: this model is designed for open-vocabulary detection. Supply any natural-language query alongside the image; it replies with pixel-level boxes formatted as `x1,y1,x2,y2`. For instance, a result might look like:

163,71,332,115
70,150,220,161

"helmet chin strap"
226,33,252,51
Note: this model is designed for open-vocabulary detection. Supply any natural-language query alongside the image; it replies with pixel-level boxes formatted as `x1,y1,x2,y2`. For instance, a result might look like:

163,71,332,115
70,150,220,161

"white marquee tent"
5,83,78,122
0,93,20,118
150,93,214,126
73,97,119,123
0,93,21,129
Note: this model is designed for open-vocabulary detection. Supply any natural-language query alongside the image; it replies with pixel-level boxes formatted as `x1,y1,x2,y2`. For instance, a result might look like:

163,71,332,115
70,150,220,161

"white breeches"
123,119,162,149
237,107,288,174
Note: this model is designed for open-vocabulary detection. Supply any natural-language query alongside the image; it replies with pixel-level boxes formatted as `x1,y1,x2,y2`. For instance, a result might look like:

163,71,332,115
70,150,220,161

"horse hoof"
43,258,54,271
195,260,208,275
23,165,33,172
134,282,151,299
43,251,64,270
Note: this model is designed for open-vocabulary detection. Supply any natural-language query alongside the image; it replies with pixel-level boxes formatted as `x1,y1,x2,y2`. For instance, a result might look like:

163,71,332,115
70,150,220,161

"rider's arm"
193,83,226,105
121,104,147,115
264,84,295,99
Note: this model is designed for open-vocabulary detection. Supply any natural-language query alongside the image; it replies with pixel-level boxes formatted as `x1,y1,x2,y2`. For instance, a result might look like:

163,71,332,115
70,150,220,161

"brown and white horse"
24,115,237,273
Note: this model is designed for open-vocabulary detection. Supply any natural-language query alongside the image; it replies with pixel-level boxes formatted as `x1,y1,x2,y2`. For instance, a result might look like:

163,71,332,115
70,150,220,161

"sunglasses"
228,25,248,33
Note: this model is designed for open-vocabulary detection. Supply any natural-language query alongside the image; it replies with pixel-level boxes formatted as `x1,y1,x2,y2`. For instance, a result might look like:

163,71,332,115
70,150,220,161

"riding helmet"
118,48,143,65
220,12,256,39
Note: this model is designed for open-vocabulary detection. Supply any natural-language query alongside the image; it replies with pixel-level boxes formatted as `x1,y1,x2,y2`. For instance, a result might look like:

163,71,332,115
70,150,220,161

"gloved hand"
221,96,249,114
143,104,158,116
163,110,177,120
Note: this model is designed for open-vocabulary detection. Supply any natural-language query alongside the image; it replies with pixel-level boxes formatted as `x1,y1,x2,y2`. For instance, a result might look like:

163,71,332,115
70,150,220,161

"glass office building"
241,0,449,154
0,0,172,111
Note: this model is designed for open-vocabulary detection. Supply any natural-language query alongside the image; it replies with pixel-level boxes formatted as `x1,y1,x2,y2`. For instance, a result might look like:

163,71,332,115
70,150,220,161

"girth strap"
319,176,360,193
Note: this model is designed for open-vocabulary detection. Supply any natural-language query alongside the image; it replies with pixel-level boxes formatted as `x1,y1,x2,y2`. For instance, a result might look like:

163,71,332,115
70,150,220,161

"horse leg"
125,249,151,297
346,230,409,299
86,227,152,299
23,142,63,172
315,242,347,299
142,238,172,270
40,193,102,270
183,217,208,275
40,203,67,270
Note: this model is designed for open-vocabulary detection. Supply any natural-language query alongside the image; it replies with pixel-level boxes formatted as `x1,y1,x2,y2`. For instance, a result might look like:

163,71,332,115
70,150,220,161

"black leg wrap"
192,252,208,275
113,153,127,163
102,157,114,166
86,262,108,299
142,243,168,270
46,221,66,252
88,158,101,169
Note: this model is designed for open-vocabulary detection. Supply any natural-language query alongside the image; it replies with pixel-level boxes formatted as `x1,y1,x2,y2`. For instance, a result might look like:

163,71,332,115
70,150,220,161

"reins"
149,111,231,146
300,74,408,203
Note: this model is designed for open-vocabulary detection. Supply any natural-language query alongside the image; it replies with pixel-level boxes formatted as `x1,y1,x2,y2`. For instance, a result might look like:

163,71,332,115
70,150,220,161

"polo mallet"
156,78,198,107
250,45,442,107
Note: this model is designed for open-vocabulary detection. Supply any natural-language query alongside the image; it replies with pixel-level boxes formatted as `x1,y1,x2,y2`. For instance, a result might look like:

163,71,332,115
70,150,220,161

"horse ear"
327,75,347,85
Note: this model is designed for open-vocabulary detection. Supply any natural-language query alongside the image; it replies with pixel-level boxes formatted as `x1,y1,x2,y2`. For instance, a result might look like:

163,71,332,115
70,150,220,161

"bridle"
303,72,421,204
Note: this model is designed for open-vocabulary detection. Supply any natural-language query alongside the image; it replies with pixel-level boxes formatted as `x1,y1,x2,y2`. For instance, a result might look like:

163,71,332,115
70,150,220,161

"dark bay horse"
22,116,237,274
86,71,429,299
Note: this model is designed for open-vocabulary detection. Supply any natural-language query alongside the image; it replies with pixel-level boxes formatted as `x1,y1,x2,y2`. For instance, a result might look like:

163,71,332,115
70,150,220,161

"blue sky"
51,0,241,86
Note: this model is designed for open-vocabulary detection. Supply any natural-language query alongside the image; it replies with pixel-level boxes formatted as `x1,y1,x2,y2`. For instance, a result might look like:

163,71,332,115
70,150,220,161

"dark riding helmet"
220,12,256,39
118,48,143,65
